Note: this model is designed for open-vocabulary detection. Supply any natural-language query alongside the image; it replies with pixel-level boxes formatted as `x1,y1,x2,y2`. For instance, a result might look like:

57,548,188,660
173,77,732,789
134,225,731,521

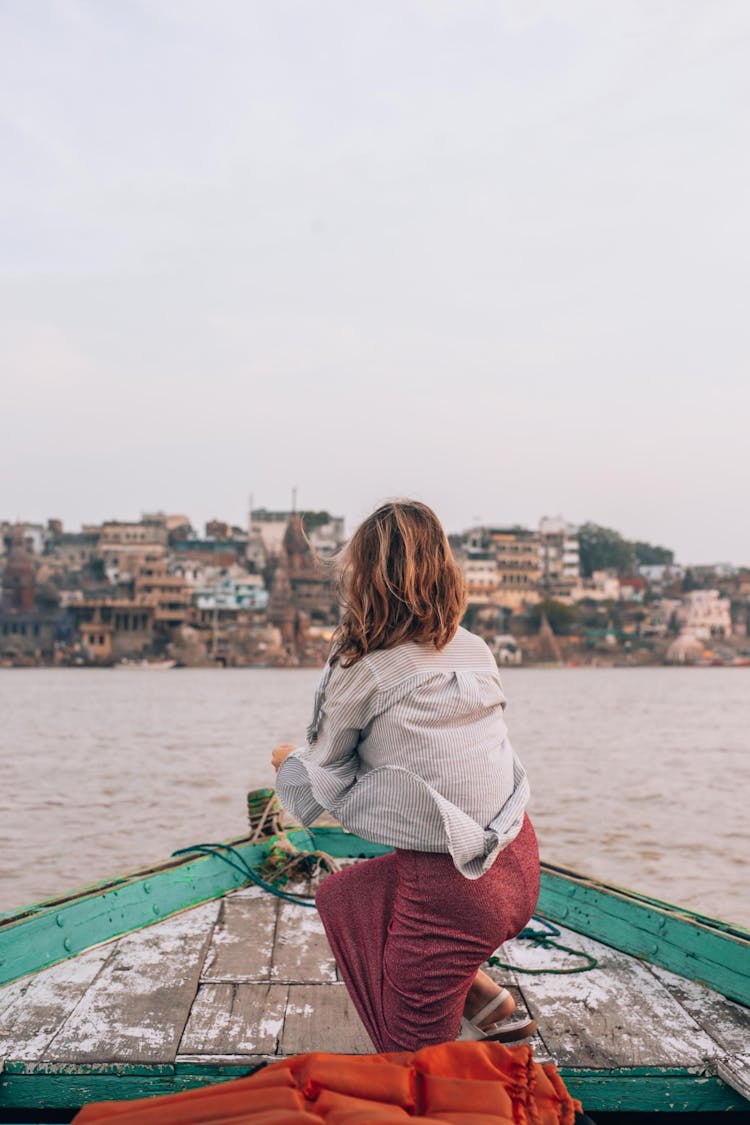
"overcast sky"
2,1,749,564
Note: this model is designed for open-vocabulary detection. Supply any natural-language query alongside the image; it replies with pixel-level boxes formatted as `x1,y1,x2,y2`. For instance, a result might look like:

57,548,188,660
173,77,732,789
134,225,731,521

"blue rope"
171,842,318,908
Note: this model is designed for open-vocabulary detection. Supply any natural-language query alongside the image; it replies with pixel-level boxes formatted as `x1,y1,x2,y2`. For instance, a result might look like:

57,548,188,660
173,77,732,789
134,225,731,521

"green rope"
171,843,598,974
488,916,598,974
171,842,318,908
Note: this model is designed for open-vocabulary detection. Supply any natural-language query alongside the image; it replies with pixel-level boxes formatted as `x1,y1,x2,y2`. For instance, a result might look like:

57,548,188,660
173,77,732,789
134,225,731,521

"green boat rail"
1,828,748,1006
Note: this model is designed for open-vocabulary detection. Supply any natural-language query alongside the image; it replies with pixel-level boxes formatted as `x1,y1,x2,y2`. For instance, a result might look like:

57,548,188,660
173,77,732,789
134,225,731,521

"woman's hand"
271,743,296,772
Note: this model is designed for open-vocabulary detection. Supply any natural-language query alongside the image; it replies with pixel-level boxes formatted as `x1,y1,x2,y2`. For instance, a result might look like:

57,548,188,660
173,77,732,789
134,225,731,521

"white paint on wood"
650,965,750,1056
0,975,33,1021
201,896,277,982
272,902,336,983
180,982,288,1055
716,1053,750,1103
175,1053,281,1065
500,923,720,1068
0,946,112,1061
42,902,218,1064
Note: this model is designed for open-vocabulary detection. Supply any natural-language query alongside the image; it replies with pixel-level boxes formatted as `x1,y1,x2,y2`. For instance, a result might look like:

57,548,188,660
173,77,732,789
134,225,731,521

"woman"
272,500,540,1053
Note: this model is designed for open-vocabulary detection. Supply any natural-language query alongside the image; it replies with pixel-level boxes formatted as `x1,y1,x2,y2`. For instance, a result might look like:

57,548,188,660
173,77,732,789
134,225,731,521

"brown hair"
331,500,467,667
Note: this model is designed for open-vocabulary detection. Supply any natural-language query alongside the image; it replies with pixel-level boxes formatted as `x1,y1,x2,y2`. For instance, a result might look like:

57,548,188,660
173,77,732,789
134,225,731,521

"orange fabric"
73,1069,297,1122
71,1042,583,1125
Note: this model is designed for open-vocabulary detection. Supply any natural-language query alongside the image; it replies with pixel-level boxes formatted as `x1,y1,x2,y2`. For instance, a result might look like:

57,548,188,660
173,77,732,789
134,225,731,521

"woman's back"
354,627,515,823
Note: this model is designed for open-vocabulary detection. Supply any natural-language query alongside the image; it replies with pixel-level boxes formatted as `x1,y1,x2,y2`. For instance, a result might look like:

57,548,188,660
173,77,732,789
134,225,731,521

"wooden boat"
1,790,748,1121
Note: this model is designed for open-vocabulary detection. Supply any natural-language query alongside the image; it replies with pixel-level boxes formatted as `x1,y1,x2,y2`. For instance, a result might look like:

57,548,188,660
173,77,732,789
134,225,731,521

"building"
68,598,156,662
1,526,36,612
47,530,101,571
282,514,339,623
460,546,500,604
169,538,245,569
89,520,168,582
1,521,48,558
194,576,269,613
681,590,732,640
462,551,500,601
250,508,345,560
0,527,70,662
570,570,621,603
539,517,580,595
134,561,193,635
618,577,647,603
486,527,542,608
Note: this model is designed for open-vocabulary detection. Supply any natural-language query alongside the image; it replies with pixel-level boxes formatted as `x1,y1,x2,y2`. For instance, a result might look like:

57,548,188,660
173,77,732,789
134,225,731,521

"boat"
115,659,177,670
1,789,748,1121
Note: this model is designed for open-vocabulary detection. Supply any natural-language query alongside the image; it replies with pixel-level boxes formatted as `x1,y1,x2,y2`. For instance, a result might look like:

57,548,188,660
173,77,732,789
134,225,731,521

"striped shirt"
275,626,530,879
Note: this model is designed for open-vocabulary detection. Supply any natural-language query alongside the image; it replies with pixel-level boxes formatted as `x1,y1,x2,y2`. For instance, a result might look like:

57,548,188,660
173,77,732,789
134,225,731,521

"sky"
2,1,749,565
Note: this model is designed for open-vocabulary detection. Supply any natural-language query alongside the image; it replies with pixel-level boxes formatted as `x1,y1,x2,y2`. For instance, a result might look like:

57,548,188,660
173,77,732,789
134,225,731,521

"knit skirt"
315,813,540,1053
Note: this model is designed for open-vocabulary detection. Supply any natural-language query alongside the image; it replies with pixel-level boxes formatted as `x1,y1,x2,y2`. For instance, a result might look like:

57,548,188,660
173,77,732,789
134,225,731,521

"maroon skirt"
315,813,540,1053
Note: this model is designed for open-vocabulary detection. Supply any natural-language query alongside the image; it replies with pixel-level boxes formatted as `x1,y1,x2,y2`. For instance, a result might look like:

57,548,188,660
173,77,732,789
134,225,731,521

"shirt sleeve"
275,658,380,825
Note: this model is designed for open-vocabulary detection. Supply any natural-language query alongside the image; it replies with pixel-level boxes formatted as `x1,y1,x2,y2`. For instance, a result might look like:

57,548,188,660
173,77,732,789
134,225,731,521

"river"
1,667,747,926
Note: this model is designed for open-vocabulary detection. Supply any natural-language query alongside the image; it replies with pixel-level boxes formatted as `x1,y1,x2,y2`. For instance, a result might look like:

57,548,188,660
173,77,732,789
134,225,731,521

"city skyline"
2,499,743,570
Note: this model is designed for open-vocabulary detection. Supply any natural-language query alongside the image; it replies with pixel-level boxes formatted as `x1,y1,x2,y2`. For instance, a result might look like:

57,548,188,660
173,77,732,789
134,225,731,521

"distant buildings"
539,517,580,597
1,508,748,667
680,590,732,641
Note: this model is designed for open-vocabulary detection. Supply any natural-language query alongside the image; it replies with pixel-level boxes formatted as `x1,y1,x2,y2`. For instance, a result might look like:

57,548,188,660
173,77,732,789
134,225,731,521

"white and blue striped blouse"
275,626,530,879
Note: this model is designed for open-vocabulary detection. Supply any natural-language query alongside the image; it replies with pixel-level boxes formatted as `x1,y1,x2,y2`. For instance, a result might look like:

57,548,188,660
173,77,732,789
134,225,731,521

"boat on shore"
1,790,748,1122
114,659,177,670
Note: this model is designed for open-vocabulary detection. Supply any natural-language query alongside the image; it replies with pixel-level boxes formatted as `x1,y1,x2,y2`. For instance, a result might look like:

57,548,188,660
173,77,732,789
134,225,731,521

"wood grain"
650,964,750,1055
179,982,288,1056
499,924,719,1067
272,902,337,983
201,892,277,982
43,902,218,1064
282,983,372,1056
0,946,112,1062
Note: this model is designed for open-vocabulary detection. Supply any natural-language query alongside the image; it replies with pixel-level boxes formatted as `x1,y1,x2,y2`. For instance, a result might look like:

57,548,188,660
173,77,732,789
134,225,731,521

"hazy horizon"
3,2,749,565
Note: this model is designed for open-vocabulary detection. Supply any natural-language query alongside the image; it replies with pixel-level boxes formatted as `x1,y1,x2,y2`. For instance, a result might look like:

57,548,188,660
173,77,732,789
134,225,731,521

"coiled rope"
488,917,598,974
171,841,320,908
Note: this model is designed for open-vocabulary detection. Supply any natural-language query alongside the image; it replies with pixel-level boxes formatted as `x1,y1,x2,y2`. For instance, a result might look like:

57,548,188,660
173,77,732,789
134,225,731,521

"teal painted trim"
559,1068,749,1113
537,867,750,1007
0,830,392,988
0,1070,251,1111
302,827,392,859
1,1065,747,1113
0,841,264,987
3,825,748,1008
541,860,750,940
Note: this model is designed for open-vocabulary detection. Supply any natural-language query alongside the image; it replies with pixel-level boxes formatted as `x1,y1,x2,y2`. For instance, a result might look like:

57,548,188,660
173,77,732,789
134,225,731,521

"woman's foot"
464,970,516,1029
458,969,538,1042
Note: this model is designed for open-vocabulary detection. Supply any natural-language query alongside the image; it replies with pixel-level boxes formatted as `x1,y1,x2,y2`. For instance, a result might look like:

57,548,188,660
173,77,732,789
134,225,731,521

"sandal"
458,988,537,1043
458,1014,538,1042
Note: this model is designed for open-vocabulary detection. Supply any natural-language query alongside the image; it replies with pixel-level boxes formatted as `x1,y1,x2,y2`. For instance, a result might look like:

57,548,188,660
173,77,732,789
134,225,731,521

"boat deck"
1,882,748,1115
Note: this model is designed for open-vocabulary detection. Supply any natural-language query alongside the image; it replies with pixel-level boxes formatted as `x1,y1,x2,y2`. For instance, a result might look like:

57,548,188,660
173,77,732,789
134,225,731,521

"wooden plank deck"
1,883,748,1112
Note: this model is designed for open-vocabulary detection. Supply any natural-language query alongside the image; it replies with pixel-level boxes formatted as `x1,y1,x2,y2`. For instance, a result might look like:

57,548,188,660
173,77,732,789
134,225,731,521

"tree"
526,600,576,635
578,523,636,577
578,523,675,576
632,540,674,566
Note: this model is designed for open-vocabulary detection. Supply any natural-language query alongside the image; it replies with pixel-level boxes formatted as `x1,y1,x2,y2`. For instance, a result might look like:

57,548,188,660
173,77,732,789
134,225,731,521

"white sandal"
457,988,537,1043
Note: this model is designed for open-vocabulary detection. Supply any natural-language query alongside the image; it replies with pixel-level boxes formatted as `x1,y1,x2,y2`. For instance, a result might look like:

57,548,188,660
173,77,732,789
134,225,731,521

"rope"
171,842,318,908
174,833,597,975
248,792,279,845
488,916,598,974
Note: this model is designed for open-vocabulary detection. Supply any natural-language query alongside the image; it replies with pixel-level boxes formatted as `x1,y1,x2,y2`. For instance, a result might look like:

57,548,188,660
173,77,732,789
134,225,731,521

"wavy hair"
331,500,466,667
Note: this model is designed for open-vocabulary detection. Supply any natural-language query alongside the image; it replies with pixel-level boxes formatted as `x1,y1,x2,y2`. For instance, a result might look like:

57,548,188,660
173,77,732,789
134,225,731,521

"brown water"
1,667,748,925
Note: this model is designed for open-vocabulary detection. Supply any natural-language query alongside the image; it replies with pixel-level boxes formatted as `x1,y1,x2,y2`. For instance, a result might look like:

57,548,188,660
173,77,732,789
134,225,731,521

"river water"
1,667,748,926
